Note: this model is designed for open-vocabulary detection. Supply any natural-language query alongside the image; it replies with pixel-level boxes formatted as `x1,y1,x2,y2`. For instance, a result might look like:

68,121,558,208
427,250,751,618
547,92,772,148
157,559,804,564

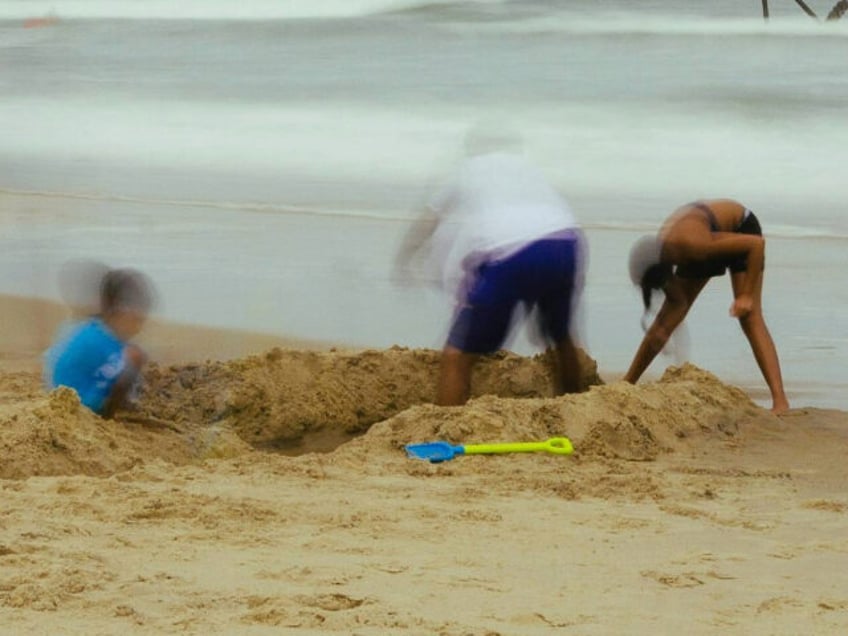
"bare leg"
731,269,789,413
437,345,477,406
553,336,580,394
624,277,708,383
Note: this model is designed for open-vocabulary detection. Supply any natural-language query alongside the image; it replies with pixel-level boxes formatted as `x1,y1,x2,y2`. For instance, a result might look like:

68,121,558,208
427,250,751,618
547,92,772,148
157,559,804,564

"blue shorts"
447,230,584,354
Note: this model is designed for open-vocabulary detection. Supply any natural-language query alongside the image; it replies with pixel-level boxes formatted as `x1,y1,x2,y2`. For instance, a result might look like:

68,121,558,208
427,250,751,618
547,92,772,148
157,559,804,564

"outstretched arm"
624,277,707,383
394,211,438,275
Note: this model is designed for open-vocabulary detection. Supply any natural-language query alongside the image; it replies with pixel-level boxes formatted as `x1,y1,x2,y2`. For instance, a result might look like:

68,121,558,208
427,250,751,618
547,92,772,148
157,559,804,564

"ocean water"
1,0,846,407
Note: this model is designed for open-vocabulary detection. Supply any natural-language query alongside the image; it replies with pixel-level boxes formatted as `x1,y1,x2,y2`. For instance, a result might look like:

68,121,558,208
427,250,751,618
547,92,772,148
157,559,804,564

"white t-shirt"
427,152,578,296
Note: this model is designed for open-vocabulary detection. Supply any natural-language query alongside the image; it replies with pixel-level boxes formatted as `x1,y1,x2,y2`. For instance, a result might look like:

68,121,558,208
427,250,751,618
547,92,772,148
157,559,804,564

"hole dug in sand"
0,346,762,480
139,346,601,447
0,347,598,478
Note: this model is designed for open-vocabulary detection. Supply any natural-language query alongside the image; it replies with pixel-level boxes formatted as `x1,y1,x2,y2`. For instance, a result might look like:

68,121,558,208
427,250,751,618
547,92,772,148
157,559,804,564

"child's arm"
101,345,146,419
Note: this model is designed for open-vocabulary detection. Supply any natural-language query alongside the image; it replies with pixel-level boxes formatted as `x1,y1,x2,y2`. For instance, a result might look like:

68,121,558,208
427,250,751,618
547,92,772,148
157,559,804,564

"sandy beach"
1,295,847,635
3,3,848,633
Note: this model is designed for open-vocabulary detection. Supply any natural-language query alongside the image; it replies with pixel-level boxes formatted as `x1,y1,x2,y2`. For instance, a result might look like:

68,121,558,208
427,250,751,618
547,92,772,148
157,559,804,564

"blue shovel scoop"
405,437,573,463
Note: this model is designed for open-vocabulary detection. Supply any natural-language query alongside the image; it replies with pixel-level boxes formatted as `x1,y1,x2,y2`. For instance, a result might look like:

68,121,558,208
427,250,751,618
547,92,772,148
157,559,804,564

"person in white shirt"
397,128,586,405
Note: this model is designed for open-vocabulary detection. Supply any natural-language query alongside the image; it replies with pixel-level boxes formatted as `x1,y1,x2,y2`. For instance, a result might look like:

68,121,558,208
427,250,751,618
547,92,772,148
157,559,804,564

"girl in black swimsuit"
625,198,789,414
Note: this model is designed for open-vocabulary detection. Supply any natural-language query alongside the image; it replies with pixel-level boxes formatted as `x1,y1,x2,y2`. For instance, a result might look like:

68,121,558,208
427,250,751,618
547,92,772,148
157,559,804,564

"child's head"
58,259,110,318
100,268,156,340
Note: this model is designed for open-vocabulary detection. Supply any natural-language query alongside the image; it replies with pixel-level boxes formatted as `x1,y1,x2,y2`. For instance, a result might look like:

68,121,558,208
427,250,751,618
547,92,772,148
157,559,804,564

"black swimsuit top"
691,201,751,233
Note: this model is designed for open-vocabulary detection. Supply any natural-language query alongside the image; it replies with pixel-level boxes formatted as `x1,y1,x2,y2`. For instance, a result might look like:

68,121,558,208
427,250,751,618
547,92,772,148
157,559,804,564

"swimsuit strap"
692,202,720,232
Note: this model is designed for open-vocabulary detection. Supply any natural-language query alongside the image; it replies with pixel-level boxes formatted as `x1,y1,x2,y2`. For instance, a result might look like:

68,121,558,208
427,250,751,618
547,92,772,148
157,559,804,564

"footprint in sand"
801,499,848,513
297,592,366,611
641,570,704,588
756,596,804,613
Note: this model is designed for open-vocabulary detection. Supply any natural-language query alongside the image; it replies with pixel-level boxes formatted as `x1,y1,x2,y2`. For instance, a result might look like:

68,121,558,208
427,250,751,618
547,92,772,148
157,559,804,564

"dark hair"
639,263,672,312
100,268,155,315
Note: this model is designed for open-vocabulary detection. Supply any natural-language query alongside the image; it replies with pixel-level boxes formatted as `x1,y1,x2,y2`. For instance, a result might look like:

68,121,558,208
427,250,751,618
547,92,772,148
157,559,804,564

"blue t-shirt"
44,318,126,414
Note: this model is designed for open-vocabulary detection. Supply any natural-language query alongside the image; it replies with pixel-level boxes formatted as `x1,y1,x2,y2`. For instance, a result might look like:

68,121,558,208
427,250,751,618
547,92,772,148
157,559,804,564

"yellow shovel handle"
463,437,573,456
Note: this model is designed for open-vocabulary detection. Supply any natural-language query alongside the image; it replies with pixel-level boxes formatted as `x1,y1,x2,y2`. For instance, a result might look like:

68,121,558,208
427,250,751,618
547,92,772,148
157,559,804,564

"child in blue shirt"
44,268,155,417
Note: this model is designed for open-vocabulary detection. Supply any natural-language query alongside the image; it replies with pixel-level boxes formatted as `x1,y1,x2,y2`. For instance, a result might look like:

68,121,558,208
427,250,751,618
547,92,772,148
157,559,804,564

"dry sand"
1,296,847,634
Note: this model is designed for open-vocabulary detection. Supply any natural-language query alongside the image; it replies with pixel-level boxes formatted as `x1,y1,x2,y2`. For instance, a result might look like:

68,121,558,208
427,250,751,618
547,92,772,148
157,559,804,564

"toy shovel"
405,437,573,463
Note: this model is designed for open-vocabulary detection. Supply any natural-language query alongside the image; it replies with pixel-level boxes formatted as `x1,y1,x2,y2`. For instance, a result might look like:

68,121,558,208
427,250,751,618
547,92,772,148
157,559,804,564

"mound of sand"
139,346,602,447
0,386,249,480
0,347,763,486
0,346,599,479
354,363,758,461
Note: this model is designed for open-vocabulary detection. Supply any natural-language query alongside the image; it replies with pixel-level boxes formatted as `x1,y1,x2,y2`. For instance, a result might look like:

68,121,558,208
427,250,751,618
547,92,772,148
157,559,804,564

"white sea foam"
3,94,846,232
0,0,500,21
3,185,846,243
443,14,848,38
7,0,844,35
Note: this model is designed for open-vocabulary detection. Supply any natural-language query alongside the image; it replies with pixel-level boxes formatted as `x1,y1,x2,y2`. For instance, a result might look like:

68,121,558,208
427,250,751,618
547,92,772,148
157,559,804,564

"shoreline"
2,188,846,413
3,291,842,411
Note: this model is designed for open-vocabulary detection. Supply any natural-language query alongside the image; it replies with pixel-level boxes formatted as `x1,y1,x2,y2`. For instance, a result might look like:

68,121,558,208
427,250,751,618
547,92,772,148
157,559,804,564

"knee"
737,310,764,334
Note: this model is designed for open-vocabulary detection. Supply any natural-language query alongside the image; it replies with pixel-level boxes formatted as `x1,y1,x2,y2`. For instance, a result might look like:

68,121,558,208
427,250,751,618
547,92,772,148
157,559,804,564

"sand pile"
0,381,249,480
326,363,764,501
0,346,600,479
0,387,174,479
353,363,758,461
139,346,602,447
0,347,762,489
